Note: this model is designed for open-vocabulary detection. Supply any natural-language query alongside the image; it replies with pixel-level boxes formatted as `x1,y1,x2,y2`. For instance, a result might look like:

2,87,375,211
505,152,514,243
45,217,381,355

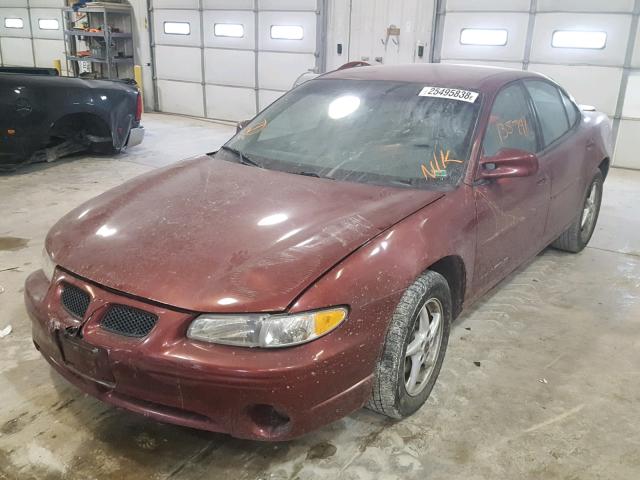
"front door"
472,82,550,294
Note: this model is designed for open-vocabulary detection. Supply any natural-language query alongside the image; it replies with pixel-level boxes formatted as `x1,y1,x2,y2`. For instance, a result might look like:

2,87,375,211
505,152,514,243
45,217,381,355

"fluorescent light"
164,21,190,35
460,28,508,46
552,31,607,49
271,25,304,40
38,19,59,30
4,18,24,29
214,23,244,38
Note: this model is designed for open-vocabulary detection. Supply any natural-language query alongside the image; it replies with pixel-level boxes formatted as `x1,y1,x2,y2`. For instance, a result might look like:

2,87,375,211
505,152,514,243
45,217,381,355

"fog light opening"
247,404,291,436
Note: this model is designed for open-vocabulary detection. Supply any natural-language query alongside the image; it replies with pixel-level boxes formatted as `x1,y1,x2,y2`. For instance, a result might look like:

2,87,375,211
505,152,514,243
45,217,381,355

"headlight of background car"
187,307,348,348
41,247,56,282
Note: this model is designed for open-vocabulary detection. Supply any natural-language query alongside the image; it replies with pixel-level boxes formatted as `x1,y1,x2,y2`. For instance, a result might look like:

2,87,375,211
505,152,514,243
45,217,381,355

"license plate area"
56,330,115,387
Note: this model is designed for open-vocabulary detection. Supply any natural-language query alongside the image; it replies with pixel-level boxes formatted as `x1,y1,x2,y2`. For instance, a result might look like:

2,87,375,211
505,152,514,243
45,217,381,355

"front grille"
61,283,91,319
101,304,158,338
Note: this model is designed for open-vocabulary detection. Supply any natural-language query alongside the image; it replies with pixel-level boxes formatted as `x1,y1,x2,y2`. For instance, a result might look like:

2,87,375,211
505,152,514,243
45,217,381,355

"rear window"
525,80,570,147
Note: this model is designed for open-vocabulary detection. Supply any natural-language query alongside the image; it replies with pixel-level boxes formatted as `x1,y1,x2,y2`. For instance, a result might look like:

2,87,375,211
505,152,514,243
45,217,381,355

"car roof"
321,63,546,95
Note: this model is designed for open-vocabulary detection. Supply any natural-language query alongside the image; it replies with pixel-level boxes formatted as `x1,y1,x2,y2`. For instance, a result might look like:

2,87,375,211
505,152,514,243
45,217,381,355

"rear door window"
560,90,579,127
482,82,538,157
524,80,570,147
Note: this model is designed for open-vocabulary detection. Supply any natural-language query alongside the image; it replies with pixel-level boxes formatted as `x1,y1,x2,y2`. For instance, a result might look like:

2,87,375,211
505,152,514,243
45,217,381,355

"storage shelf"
67,55,134,64
64,30,132,39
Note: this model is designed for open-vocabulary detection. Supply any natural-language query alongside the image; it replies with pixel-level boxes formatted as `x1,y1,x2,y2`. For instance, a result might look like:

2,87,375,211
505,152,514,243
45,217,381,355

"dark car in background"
26,64,611,440
0,66,143,171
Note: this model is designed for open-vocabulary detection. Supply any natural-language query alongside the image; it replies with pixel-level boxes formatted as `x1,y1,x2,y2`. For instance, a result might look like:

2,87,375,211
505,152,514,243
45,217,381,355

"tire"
552,170,603,253
367,270,451,419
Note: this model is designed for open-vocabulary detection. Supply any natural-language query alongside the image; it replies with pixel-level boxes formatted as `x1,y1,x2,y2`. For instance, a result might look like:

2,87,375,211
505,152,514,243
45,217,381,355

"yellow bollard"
53,59,62,76
134,65,144,112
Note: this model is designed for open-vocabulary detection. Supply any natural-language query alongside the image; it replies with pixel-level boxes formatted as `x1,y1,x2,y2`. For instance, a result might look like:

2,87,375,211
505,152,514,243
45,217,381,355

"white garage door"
0,0,64,70
151,0,323,121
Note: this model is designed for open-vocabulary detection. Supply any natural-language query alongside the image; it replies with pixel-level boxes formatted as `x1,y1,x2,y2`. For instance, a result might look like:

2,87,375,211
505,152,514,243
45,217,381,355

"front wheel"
367,270,451,419
552,170,603,253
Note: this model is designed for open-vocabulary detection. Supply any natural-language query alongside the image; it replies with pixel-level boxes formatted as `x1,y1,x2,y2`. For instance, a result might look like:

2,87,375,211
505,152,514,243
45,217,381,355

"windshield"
221,79,481,189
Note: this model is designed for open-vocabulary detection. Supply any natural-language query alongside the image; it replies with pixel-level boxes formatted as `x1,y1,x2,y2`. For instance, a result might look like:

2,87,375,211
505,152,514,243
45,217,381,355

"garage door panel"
258,0,317,11
156,45,203,82
0,37,33,66
529,64,622,116
29,0,64,7
258,51,315,90
447,0,530,11
154,9,201,47
204,0,254,9
613,120,640,169
259,89,285,111
205,48,255,87
0,7,32,37
622,73,640,118
440,12,529,62
29,8,62,40
632,22,640,68
203,10,255,49
537,0,634,12
206,85,256,121
1,0,28,6
154,0,199,9
530,13,631,66
33,38,64,68
258,11,316,53
157,80,205,117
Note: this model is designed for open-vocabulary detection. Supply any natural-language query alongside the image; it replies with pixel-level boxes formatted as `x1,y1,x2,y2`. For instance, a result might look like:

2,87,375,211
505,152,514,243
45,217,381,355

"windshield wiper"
293,171,335,180
220,146,263,168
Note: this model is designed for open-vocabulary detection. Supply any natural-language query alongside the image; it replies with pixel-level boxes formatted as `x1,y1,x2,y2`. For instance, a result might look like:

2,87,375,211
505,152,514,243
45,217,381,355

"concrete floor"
1,112,639,480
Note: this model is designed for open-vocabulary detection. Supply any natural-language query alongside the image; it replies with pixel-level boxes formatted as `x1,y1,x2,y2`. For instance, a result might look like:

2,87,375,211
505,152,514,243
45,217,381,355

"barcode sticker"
418,86,479,103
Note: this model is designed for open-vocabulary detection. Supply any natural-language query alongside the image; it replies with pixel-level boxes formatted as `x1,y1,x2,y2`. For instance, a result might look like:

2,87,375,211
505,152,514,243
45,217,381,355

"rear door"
472,81,550,292
523,79,586,244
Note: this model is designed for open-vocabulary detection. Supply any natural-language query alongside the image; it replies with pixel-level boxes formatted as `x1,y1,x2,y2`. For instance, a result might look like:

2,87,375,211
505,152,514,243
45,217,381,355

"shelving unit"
63,3,134,80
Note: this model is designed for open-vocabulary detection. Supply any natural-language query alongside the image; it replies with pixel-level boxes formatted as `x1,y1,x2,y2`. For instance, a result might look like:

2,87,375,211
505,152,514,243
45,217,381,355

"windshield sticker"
419,86,479,103
241,118,268,136
497,117,529,144
421,147,464,180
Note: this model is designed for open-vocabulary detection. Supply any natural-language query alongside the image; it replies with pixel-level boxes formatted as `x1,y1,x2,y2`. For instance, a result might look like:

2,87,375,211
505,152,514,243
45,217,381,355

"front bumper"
24,269,373,440
126,126,144,148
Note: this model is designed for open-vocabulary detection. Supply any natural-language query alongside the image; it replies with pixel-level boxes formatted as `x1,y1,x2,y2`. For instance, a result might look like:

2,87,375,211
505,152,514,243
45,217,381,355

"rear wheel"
552,170,603,253
367,270,451,419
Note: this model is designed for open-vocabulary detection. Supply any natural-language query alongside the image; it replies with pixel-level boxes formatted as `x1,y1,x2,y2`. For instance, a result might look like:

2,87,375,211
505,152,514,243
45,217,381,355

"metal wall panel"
530,13,631,66
447,0,530,12
529,64,623,116
156,80,205,117
537,0,635,13
441,12,529,62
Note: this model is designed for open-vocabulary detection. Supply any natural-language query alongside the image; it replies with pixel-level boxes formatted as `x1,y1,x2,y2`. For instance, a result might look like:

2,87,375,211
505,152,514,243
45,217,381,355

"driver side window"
483,83,538,157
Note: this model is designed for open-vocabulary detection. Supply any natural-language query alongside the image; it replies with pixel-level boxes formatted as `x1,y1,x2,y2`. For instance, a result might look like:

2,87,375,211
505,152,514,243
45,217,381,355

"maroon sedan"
26,64,611,441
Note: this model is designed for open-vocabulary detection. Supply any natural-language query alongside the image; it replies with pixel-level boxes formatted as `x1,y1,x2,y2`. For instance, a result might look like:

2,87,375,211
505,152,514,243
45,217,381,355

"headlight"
187,307,348,348
41,247,56,282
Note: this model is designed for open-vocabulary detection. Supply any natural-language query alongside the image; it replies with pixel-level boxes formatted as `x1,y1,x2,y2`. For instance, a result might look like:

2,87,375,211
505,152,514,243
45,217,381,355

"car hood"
47,156,444,312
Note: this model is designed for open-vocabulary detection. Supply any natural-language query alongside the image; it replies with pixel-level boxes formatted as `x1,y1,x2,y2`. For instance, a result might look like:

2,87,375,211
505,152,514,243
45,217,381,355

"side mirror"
478,148,539,180
236,120,251,133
